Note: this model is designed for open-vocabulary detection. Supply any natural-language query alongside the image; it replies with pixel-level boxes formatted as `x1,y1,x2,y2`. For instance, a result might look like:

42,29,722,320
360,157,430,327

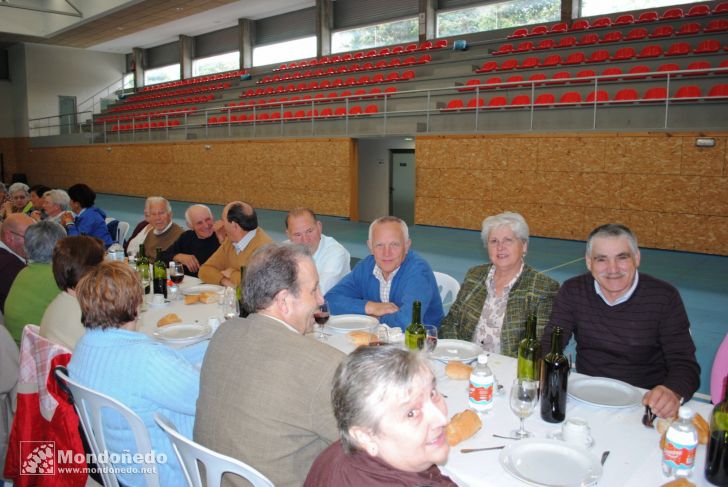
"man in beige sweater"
198,201,272,287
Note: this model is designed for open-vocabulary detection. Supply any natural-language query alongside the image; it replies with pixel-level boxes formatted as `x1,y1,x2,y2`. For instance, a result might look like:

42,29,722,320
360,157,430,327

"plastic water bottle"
107,242,125,262
469,354,494,413
663,406,698,479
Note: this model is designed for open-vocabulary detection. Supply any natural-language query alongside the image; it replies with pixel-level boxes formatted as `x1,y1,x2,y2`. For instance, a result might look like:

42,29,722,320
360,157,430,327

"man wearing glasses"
0,213,34,313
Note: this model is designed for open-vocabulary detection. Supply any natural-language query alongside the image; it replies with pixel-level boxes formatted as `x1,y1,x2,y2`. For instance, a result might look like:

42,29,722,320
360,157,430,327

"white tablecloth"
319,331,715,487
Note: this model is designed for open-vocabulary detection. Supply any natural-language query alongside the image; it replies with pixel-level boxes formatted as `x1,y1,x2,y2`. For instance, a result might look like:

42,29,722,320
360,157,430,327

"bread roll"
199,292,218,304
347,331,375,347
184,294,200,305
446,409,482,446
445,361,473,380
157,313,182,327
660,478,695,487
693,413,709,445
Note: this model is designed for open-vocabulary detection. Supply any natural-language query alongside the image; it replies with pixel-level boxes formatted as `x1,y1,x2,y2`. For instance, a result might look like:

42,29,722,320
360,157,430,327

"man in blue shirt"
325,216,443,331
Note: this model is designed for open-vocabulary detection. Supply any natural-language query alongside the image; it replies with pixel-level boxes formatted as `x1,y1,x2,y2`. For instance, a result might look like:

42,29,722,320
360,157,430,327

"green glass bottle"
705,376,728,485
152,247,167,298
517,314,541,380
405,301,426,350
136,244,150,294
540,326,570,423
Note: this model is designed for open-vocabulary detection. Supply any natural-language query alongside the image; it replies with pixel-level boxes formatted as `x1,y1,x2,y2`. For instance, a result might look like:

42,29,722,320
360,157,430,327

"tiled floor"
98,194,728,398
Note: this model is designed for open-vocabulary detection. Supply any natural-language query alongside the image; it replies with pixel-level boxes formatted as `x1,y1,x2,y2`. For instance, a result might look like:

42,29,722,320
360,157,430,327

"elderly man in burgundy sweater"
543,223,700,419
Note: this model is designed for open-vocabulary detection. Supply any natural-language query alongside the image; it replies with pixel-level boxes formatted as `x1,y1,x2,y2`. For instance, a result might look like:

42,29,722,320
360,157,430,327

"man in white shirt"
0,213,33,313
142,196,183,257
285,208,350,294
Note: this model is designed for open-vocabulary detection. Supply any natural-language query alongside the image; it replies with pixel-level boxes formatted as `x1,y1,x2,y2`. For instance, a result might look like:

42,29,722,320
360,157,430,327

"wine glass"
509,378,539,439
137,266,150,309
222,287,239,321
169,261,185,285
314,301,330,340
424,325,438,354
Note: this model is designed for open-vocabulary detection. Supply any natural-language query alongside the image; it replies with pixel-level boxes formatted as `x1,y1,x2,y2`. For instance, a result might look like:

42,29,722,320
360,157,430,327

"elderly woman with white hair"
438,211,559,357
0,182,32,220
305,346,457,486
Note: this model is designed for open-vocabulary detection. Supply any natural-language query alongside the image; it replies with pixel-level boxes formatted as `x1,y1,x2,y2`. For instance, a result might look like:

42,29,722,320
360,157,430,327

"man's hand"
220,268,235,287
365,301,399,317
174,254,200,273
643,385,681,419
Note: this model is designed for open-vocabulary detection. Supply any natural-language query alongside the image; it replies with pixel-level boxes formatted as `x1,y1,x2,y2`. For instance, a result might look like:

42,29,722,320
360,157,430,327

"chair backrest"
154,413,273,487
434,272,460,313
116,221,130,245
55,369,160,487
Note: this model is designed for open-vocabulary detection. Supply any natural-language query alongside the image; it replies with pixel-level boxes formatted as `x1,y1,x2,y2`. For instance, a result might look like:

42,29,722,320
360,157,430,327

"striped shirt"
543,272,700,401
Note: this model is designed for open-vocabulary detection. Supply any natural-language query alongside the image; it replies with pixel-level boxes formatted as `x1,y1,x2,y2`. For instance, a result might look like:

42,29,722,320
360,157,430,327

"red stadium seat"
708,84,728,98
540,54,562,67
534,39,555,50
685,61,712,76
654,63,680,77
587,49,610,63
574,69,596,82
548,71,571,84
559,91,582,105
643,87,667,101
586,90,609,103
613,47,636,60
417,54,431,64
570,19,590,31
650,25,674,38
590,17,611,29
564,52,585,65
676,22,701,35
636,11,658,23
661,8,683,20
528,25,548,36
349,105,363,115
418,41,433,50
515,41,534,52
714,2,728,13
614,14,634,26
466,97,485,109
665,42,691,56
686,4,710,16
637,45,663,58
488,96,507,107
505,75,524,85
509,28,528,39
601,67,623,80
578,33,599,46
494,44,514,55
625,65,651,79
705,19,728,33
364,104,379,114
518,57,539,69
401,70,415,80
460,78,483,92
626,28,648,41
510,94,531,107
695,40,721,54
434,39,448,49
534,93,555,105
600,31,623,44
476,61,498,73
614,88,639,102
674,86,702,100
378,47,390,56
528,73,547,84
550,22,568,34
557,36,577,48
498,59,519,71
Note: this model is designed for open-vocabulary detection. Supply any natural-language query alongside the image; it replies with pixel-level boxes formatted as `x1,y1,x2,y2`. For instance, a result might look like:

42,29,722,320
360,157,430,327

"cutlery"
642,406,656,428
461,445,506,453
492,434,519,440
601,450,610,466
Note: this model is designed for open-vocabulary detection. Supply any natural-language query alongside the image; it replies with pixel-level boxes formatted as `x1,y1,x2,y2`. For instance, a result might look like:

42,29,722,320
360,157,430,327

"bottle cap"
477,353,488,364
678,406,693,419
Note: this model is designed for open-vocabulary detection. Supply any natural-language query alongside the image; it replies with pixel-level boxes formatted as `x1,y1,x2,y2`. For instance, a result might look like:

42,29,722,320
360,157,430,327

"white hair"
184,204,212,226
45,189,70,211
367,216,409,243
481,211,529,247
144,196,171,214
9,182,29,196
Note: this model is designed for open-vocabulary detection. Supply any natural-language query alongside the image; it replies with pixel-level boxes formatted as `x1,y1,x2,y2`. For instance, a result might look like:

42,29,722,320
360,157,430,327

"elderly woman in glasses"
438,211,559,357
305,347,457,486
0,182,33,220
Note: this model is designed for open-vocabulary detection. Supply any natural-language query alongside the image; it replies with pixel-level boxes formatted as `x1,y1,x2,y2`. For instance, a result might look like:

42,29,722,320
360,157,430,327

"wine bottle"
237,265,250,318
706,376,728,485
136,244,150,294
152,247,167,298
540,326,570,423
517,314,541,381
405,301,425,350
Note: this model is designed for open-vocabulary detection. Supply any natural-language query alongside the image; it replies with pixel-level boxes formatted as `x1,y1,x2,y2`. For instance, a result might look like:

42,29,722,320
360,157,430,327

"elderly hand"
365,301,400,317
30,210,42,222
60,211,74,226
643,385,681,419
174,254,200,273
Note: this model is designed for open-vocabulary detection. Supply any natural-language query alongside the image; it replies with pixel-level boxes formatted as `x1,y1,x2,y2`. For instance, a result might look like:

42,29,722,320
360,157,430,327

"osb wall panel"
416,133,728,255
22,139,356,219
0,138,29,181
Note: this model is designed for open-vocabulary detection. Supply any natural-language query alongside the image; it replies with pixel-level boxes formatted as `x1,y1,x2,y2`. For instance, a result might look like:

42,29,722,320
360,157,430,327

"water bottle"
469,354,494,413
663,406,698,479
107,242,125,262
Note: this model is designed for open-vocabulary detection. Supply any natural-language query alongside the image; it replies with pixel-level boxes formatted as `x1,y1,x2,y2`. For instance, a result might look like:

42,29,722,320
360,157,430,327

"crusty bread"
199,291,218,304
347,330,375,347
693,413,709,445
661,478,695,487
445,361,473,380
446,409,482,446
157,313,182,327
184,294,200,305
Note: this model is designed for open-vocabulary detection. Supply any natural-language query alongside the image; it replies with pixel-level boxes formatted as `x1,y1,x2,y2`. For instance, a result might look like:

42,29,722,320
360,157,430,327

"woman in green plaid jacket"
438,212,559,358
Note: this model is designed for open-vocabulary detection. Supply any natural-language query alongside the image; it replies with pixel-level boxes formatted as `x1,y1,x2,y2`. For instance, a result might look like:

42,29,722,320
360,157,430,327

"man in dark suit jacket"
195,243,344,487
0,213,34,313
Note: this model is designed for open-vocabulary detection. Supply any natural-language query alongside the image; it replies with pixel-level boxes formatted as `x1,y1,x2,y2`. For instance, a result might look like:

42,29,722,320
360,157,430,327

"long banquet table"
321,331,715,487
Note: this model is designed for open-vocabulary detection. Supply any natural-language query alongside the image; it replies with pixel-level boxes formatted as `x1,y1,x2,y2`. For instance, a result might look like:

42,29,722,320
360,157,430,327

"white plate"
430,339,481,363
327,314,378,333
568,376,643,408
153,323,212,347
499,439,602,487
145,296,170,307
181,284,224,296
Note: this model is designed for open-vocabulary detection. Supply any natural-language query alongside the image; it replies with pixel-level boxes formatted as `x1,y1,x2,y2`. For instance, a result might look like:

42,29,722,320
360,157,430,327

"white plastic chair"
154,413,274,487
434,271,461,314
116,220,130,244
54,369,160,487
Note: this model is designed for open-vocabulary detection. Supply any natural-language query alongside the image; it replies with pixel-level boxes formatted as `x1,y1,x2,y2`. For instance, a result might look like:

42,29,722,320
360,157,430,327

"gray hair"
367,216,409,243
9,182,29,196
481,211,529,247
184,204,212,226
243,243,311,313
24,220,66,263
0,183,6,194
586,223,639,257
144,196,171,214
332,346,431,453
45,189,70,211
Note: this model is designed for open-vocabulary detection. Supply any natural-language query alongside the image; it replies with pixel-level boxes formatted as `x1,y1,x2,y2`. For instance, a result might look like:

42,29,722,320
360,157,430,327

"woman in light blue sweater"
68,261,200,487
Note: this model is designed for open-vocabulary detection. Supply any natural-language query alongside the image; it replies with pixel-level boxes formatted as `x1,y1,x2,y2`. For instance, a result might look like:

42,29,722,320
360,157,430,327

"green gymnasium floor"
98,193,728,400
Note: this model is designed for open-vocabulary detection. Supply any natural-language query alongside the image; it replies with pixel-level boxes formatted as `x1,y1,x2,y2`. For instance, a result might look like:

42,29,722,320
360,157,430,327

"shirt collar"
0,240,25,263
153,221,173,236
373,264,399,283
234,228,257,254
594,271,640,306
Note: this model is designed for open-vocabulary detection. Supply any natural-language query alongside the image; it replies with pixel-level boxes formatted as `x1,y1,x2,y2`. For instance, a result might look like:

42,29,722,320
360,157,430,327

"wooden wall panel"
416,132,728,255
21,138,356,219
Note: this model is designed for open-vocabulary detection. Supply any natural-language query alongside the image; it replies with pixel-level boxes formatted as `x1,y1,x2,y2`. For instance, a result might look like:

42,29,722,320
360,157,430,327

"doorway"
58,95,77,135
390,149,415,226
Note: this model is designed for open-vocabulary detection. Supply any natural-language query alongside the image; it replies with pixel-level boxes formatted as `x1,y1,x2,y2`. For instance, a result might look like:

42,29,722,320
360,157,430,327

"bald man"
198,201,273,287
0,213,34,313
162,204,224,277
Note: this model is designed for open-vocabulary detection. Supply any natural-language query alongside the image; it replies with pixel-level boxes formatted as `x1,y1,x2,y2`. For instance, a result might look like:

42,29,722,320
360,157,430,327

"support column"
316,0,333,57
562,0,578,22
132,47,144,89
238,18,254,69
419,0,436,42
180,35,193,80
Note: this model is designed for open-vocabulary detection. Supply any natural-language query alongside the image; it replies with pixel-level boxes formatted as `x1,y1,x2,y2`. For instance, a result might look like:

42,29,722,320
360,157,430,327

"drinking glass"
169,261,185,285
222,286,239,321
314,301,330,340
424,325,438,354
509,378,539,439
137,266,151,310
